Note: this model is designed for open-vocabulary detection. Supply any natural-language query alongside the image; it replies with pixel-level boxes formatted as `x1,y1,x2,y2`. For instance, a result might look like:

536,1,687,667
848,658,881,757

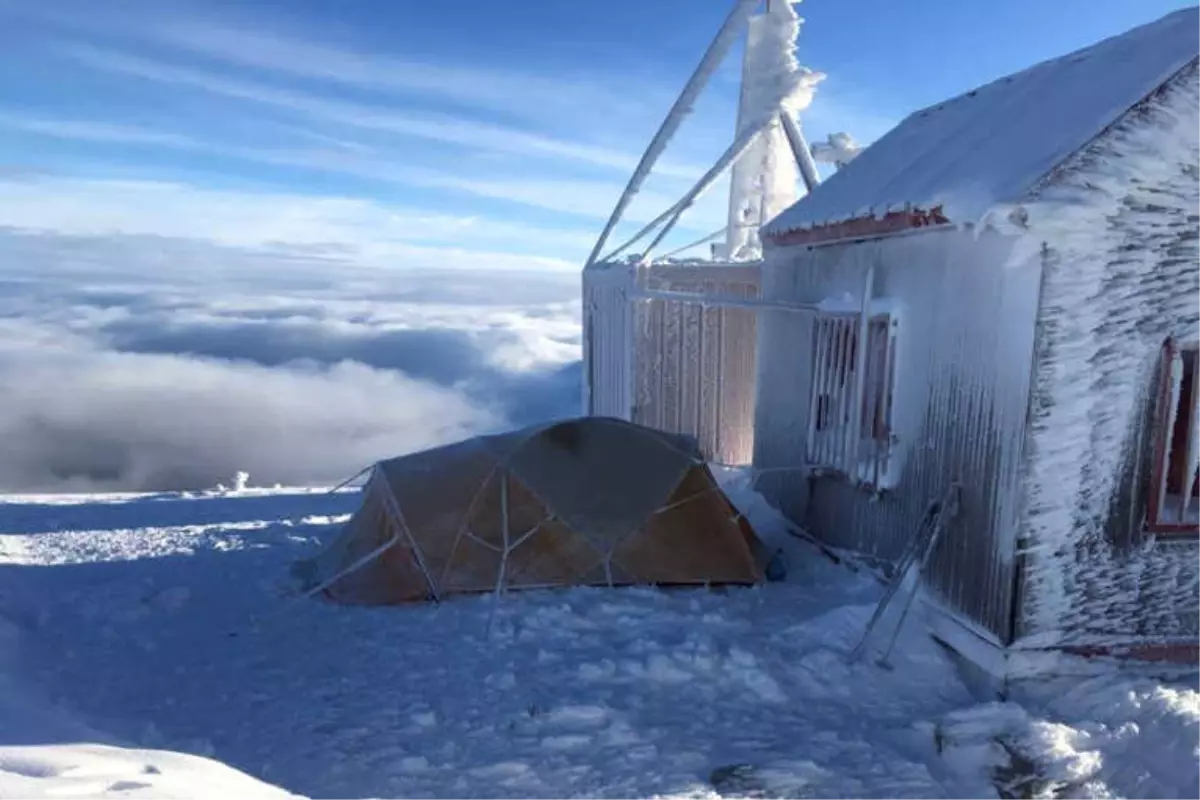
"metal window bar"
861,319,882,488
1185,352,1200,520
806,312,897,488
1155,351,1184,522
610,273,903,482
1162,348,1200,524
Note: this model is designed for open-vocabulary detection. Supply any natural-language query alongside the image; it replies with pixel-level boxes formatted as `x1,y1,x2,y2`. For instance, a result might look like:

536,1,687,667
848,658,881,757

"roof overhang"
765,205,951,247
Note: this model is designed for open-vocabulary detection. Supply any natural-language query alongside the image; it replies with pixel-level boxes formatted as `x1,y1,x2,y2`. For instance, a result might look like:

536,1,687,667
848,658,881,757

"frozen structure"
583,0,835,465
584,5,1199,677
755,7,1200,674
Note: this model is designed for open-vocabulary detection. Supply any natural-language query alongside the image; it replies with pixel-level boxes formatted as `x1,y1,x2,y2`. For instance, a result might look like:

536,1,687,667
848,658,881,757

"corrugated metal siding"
582,264,636,419
755,228,1043,642
632,264,761,465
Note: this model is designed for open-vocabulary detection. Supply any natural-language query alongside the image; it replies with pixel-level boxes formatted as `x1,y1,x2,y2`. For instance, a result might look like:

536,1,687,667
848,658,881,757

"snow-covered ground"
0,479,1195,798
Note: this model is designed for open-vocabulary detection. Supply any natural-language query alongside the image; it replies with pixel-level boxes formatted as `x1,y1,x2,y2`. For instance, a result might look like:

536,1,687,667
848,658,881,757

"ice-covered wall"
725,0,823,261
1017,61,1200,649
632,264,761,465
756,226,1042,641
583,263,637,419
583,261,761,464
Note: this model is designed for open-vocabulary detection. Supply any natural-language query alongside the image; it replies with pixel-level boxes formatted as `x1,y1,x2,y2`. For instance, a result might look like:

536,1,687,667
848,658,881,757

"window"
807,311,898,489
1146,339,1200,534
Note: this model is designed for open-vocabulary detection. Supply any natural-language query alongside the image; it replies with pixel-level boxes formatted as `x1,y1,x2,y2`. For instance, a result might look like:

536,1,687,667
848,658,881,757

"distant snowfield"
0,482,1195,798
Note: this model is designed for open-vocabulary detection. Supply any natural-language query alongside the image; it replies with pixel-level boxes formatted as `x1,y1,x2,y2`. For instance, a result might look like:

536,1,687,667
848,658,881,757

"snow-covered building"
754,7,1200,672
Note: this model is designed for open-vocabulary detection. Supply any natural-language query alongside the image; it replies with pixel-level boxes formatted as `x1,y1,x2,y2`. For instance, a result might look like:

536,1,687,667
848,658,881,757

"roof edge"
765,205,951,247
1021,55,1200,204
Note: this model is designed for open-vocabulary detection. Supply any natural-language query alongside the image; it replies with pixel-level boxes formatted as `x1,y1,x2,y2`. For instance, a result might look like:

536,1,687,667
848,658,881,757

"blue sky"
0,0,1193,271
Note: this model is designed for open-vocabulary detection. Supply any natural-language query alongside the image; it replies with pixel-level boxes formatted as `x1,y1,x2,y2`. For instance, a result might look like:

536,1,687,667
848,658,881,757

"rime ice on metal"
583,0,827,461
757,8,1200,670
725,0,825,261
586,3,1199,676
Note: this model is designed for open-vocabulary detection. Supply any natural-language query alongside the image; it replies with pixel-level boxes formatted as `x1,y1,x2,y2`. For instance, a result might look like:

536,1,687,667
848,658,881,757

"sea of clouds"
0,228,582,492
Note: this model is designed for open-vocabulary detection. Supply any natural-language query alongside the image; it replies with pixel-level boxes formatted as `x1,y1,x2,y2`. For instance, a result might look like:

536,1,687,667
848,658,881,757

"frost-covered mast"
720,0,823,260
584,0,827,268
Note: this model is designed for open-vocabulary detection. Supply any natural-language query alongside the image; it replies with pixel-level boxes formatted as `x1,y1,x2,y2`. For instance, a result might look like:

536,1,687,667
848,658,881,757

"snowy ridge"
1018,61,1200,648
763,7,1200,235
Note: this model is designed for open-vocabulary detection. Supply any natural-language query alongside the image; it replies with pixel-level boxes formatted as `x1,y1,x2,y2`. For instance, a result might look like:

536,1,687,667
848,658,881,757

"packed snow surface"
0,481,1195,798
764,6,1200,234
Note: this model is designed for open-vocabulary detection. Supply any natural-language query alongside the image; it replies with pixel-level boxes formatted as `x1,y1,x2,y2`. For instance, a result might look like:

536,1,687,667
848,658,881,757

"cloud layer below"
0,229,583,493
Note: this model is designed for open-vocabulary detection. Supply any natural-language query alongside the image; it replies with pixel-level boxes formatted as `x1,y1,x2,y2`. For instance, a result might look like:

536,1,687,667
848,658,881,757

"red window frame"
1145,338,1199,536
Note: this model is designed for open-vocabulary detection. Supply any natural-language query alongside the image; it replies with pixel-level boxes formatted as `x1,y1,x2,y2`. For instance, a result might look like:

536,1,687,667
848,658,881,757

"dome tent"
299,417,765,605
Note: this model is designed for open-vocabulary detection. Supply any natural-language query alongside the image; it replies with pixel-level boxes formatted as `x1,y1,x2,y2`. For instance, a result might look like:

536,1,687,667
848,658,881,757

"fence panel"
629,264,761,465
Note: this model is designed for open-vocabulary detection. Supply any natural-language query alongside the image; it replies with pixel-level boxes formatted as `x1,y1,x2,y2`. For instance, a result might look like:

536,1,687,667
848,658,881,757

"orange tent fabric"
300,417,764,605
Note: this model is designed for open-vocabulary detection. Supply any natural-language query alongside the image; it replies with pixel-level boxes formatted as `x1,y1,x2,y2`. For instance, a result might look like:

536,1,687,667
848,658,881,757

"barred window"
807,311,898,489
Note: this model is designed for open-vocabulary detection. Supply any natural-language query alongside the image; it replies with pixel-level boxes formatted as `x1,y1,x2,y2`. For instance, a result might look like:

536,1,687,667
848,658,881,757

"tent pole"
486,471,512,637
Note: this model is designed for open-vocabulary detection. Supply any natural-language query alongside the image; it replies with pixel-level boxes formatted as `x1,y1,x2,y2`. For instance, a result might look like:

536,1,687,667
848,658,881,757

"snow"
0,480,1196,798
0,602,295,799
811,132,863,168
763,6,1200,235
1017,57,1200,649
0,742,299,799
939,675,1200,799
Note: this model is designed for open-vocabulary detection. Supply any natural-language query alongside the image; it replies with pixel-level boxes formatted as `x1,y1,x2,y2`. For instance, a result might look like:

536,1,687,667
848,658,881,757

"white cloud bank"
0,228,583,493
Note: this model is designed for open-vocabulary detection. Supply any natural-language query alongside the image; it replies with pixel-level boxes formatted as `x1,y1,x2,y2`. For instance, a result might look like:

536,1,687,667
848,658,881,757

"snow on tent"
298,417,765,604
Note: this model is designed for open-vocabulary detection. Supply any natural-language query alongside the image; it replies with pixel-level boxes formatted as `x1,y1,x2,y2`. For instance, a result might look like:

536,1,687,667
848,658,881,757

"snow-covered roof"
765,7,1200,241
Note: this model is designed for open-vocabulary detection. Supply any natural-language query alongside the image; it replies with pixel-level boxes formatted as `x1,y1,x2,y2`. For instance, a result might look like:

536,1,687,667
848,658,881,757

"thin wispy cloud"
0,113,725,236
146,18,673,135
61,44,698,178
0,115,201,149
0,0,897,269
4,0,676,135
0,178,589,270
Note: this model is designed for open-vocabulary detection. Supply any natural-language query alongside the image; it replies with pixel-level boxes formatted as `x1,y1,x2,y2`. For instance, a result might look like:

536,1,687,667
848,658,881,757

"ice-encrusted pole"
584,0,760,269
638,123,769,262
723,0,825,261
846,264,874,474
780,111,821,192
